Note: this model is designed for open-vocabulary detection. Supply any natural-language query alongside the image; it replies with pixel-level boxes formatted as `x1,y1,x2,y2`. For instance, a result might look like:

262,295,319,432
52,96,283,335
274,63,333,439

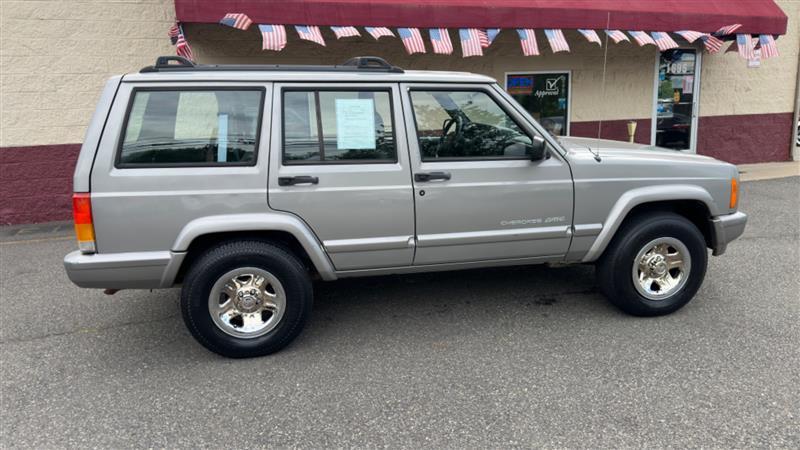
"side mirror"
528,135,547,161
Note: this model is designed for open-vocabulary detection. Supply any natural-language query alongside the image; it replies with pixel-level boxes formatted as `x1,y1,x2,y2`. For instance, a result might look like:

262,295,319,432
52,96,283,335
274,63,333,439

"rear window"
118,89,263,166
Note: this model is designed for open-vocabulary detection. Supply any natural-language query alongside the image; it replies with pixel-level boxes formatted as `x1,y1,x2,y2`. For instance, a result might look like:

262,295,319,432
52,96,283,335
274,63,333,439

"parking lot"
1,177,798,448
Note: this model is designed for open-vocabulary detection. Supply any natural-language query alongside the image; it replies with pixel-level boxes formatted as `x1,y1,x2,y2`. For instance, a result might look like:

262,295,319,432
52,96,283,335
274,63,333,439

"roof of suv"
123,55,496,84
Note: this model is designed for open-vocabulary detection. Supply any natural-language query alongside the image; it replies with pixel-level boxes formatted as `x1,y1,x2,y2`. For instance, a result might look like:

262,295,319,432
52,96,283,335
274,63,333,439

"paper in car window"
335,99,376,149
217,114,228,162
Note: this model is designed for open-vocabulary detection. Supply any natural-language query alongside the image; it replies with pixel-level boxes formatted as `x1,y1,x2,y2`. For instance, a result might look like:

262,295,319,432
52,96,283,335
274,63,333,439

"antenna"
593,12,613,162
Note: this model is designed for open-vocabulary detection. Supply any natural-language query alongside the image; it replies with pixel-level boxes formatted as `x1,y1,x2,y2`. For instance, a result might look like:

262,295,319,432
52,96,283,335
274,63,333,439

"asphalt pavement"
1,177,798,448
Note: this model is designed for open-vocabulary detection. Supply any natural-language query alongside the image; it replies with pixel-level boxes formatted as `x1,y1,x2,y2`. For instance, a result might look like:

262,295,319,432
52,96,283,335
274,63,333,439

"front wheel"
180,240,313,358
596,212,708,316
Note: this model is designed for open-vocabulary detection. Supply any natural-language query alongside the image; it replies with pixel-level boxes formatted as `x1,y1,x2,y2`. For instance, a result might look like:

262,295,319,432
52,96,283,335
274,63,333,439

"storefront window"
506,73,569,136
655,49,697,150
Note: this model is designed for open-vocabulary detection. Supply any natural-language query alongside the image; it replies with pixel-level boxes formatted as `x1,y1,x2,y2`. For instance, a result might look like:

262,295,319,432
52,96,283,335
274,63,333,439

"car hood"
557,136,718,164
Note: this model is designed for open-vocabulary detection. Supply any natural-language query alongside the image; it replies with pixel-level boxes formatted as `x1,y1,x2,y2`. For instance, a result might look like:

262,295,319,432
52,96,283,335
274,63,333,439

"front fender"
171,213,337,281
581,184,718,262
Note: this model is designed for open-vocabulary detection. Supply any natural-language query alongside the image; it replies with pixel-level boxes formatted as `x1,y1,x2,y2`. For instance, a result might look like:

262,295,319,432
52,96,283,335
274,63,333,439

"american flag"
219,13,252,30
516,29,539,56
605,30,629,44
651,32,679,51
398,28,425,54
331,26,360,39
729,33,756,59
715,24,742,36
477,28,500,48
175,34,193,61
577,29,601,45
759,34,779,58
365,27,394,39
168,23,180,45
429,28,453,54
544,29,570,53
701,34,724,53
628,31,656,46
258,24,287,51
675,30,705,43
459,29,483,57
295,25,326,46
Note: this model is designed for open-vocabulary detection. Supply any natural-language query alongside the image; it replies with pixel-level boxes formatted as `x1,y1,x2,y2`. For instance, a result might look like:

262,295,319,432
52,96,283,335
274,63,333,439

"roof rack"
140,55,404,73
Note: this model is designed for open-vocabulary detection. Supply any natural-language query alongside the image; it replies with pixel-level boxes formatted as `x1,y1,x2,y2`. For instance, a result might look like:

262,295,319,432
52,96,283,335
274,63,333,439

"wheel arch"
169,213,337,284
582,185,717,262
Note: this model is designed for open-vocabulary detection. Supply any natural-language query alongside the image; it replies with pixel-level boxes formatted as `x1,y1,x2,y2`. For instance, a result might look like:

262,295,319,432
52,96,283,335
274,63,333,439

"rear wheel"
181,240,313,358
596,212,708,316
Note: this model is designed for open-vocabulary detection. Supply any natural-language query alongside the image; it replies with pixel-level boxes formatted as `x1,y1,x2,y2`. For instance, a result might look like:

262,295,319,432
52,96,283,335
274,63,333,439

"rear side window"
118,89,263,166
282,90,396,164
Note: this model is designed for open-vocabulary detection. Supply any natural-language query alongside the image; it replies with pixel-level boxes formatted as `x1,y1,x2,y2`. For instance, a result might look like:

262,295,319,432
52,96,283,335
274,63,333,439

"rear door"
401,83,574,265
268,83,415,270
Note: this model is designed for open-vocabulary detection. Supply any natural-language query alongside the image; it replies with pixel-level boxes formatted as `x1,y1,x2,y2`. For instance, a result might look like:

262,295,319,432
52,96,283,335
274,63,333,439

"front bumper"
63,250,185,289
710,211,748,256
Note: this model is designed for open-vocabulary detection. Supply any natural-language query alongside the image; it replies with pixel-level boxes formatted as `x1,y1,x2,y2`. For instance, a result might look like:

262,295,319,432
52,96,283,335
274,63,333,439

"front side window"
283,90,396,163
410,90,534,160
119,89,263,166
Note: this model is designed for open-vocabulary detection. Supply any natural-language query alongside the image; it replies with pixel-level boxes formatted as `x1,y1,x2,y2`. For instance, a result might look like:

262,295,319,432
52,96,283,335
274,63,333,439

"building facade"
1,0,798,224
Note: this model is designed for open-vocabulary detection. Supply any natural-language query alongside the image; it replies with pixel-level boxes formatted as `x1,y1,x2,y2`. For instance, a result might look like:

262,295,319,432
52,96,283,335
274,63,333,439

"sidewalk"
738,161,800,181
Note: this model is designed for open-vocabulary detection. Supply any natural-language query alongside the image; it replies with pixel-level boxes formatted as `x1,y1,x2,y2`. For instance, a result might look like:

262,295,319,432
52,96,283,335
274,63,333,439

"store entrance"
653,49,701,152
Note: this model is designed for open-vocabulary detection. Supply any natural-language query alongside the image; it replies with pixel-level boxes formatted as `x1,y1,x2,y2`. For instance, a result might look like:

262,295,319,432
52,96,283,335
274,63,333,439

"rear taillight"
72,193,96,253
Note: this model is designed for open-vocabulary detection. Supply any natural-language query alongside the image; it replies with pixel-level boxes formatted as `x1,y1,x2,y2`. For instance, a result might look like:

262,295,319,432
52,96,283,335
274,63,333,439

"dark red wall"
696,112,794,164
0,144,81,225
0,112,794,225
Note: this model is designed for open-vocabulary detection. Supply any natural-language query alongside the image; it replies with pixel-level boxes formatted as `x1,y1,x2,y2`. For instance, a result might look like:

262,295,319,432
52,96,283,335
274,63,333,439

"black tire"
180,240,313,358
596,212,708,316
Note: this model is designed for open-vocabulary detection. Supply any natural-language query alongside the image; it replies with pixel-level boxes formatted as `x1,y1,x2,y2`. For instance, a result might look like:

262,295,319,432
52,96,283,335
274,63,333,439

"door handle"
414,171,451,182
278,175,319,186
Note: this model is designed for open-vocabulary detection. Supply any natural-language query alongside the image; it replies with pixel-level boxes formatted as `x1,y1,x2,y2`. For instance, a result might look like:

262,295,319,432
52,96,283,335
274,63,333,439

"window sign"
335,99,376,150
506,73,570,136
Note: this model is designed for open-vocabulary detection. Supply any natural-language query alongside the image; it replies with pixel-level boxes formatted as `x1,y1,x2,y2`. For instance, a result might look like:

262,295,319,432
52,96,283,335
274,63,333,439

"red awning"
175,0,788,35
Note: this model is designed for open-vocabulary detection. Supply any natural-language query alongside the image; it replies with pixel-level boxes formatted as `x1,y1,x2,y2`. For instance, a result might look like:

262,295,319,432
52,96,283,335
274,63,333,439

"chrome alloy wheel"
208,268,286,339
631,237,692,300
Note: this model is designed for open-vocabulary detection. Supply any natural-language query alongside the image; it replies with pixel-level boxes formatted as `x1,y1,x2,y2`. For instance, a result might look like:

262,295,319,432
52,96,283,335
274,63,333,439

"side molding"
581,185,717,262
171,213,337,281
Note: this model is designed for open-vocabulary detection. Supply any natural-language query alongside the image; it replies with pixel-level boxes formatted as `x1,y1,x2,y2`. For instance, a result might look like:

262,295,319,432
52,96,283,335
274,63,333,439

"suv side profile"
64,57,747,358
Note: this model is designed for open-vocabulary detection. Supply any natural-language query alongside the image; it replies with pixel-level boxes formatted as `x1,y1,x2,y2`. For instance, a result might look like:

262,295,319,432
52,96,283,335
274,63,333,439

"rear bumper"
710,211,748,256
63,250,185,289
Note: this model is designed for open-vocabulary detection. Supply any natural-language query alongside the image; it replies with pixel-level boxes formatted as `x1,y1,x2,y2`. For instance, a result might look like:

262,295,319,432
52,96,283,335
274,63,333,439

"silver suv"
64,56,747,358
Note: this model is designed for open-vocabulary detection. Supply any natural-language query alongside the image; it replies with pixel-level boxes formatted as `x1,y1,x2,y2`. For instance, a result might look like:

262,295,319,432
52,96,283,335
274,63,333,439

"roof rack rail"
140,55,404,74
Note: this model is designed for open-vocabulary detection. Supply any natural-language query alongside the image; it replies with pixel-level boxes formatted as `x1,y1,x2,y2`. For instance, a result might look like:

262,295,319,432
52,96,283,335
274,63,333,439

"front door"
653,49,701,152
401,83,574,266
268,83,415,270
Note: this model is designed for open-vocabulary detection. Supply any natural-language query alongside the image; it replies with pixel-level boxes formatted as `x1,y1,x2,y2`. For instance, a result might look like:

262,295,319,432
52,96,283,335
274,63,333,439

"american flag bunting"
701,35,724,53
516,29,539,56
759,34,779,59
175,34,193,61
544,29,570,53
578,29,602,45
219,13,252,30
628,31,656,46
398,28,425,54
477,29,500,48
459,29,484,57
728,34,756,59
295,25,326,46
715,24,742,36
651,32,679,51
331,26,360,39
605,30,629,44
675,30,705,43
258,24,287,51
365,27,395,39
429,28,453,54
168,24,180,45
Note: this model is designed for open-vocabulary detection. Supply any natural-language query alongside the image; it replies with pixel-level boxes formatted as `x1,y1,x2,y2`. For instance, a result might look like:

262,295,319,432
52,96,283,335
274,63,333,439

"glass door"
652,49,701,152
